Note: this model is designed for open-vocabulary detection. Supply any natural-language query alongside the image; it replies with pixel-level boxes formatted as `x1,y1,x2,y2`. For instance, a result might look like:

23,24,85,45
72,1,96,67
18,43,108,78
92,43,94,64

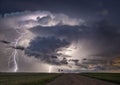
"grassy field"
81,73,120,84
0,73,120,85
0,73,60,85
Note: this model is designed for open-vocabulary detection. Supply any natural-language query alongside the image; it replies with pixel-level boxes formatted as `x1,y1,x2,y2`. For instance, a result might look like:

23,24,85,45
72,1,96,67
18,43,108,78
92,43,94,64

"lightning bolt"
48,66,52,73
8,29,26,72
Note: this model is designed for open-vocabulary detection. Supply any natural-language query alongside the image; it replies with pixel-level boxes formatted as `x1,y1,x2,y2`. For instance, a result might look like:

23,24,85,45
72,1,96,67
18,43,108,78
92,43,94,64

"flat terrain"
0,73,120,85
0,73,60,85
47,74,119,85
82,73,120,84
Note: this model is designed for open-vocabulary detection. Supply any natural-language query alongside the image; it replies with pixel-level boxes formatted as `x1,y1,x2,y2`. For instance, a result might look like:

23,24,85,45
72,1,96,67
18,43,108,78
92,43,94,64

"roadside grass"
81,73,120,84
0,73,60,85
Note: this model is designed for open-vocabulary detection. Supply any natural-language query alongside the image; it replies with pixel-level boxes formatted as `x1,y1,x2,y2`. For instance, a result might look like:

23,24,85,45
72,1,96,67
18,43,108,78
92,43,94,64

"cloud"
18,13,84,28
30,19,120,56
28,19,120,70
0,10,85,71
29,25,83,42
1,10,120,71
25,36,70,65
2,11,84,29
9,46,25,51
0,40,11,44
100,9,109,16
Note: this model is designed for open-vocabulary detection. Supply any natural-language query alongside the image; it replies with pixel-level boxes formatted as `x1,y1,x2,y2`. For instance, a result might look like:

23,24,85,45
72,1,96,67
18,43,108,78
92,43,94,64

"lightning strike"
8,29,26,72
48,66,52,73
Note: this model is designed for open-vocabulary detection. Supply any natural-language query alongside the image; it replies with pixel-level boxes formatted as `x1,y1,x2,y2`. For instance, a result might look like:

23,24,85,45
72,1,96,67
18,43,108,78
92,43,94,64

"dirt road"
46,74,119,85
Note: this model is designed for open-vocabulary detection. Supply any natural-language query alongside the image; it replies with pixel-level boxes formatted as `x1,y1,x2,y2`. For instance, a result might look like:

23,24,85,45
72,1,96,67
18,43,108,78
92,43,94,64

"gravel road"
46,74,119,85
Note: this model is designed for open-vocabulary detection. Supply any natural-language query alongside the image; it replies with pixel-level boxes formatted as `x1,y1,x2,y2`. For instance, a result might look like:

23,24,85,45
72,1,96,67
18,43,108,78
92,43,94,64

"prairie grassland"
0,73,60,85
82,73,120,84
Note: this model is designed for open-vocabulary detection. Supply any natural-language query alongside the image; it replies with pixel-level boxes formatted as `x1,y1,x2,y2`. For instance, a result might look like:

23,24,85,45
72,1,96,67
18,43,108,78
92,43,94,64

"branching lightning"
8,29,26,72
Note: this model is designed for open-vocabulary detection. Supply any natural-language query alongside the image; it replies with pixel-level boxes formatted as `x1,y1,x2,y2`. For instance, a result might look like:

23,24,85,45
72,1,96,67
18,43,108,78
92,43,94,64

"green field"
82,73,120,84
0,73,120,85
0,73,60,85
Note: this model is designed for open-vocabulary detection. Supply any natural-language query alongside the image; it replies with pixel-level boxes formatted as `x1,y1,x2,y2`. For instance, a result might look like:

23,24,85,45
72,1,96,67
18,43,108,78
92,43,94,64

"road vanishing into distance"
47,74,119,85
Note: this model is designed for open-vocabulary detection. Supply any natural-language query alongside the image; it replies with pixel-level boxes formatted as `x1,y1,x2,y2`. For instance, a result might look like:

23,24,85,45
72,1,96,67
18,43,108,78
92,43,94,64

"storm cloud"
29,20,120,56
0,10,120,72
25,36,70,65
26,19,120,71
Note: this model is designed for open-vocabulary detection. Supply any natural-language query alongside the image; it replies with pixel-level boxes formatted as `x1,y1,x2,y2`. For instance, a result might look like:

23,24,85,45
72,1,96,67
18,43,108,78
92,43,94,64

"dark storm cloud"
25,36,70,65
0,40,11,44
68,59,79,65
82,58,106,64
90,20,120,56
37,15,52,25
0,0,120,72
10,46,25,51
0,10,83,71
1,10,118,69
1,0,100,14
29,19,120,57
1,0,120,25
30,25,84,42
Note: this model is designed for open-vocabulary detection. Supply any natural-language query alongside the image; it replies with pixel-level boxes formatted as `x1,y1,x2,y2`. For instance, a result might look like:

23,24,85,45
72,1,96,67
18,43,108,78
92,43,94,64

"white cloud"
2,11,84,29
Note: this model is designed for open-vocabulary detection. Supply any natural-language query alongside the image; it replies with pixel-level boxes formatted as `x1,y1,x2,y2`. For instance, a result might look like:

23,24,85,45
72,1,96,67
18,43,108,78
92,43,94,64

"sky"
0,0,120,73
